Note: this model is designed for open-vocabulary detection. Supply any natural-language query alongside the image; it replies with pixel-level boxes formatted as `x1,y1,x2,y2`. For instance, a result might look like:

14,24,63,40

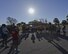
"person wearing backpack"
1,24,9,48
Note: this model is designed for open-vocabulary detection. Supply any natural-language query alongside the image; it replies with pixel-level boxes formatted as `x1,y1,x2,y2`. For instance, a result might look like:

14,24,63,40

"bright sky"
0,0,68,24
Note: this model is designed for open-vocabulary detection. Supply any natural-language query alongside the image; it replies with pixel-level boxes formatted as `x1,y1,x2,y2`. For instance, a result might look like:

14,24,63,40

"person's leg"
64,31,66,36
14,42,20,54
4,35,8,47
2,37,4,47
15,45,18,52
1,34,5,46
8,43,15,54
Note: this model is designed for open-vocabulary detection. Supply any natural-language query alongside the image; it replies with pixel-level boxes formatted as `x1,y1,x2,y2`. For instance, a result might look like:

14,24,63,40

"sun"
28,8,35,14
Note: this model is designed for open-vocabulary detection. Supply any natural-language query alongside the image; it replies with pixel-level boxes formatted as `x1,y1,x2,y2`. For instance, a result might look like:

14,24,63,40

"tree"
53,18,60,25
48,22,56,34
28,20,42,25
62,20,67,26
17,23,21,26
7,17,17,25
66,15,68,23
62,20,67,36
39,19,44,23
45,19,47,23
21,22,26,25
53,18,60,34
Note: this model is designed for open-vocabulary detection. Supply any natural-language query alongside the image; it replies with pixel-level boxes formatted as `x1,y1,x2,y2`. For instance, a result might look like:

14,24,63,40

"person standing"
1,24,9,48
62,25,66,36
8,24,19,54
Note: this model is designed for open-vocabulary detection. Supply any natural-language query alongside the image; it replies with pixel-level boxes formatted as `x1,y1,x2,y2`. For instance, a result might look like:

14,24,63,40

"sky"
0,0,68,24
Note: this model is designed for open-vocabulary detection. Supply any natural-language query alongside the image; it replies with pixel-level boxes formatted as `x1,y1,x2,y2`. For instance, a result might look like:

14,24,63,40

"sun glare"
28,8,35,14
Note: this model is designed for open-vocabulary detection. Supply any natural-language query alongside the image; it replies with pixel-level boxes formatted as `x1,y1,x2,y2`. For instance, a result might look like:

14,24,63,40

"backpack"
2,27,8,34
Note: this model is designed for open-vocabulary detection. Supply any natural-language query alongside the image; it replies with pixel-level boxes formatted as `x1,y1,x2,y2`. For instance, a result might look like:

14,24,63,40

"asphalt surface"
0,33,68,54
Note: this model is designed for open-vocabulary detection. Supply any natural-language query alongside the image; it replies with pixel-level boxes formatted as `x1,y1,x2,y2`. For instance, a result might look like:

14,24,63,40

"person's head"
2,24,6,27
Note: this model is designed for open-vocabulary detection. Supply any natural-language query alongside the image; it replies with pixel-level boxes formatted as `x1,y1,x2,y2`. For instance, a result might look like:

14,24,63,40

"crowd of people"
0,23,66,54
0,23,38,54
0,24,19,54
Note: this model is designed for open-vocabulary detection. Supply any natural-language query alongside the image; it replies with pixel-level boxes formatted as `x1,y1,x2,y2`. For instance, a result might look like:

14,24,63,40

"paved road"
0,33,68,54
